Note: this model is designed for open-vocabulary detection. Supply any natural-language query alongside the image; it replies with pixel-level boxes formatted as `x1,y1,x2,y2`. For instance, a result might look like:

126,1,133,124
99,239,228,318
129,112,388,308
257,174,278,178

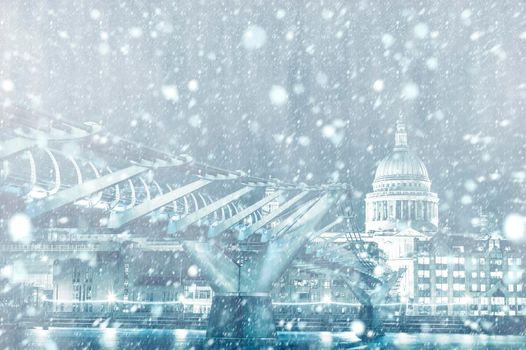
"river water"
1,328,526,349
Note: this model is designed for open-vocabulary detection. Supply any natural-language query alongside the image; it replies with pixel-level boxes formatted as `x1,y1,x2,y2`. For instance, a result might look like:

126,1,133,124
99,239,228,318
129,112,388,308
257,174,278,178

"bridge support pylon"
182,194,335,348
205,293,276,348
358,305,385,339
345,268,405,340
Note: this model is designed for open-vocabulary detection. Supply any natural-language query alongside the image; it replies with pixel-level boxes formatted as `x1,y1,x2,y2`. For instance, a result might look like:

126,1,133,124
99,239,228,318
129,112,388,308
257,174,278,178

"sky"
1,0,525,231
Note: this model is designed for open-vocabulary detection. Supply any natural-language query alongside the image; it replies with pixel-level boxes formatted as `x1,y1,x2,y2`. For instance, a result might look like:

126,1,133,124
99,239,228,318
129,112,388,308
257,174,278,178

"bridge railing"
0,242,117,252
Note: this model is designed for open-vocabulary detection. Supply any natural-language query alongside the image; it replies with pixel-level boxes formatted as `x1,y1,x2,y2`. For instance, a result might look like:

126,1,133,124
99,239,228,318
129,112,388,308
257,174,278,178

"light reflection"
100,327,117,349
174,329,188,341
319,331,332,345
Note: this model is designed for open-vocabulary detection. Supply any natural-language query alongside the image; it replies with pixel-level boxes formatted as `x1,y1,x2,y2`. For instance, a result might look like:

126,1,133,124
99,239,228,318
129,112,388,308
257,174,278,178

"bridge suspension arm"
26,165,147,218
244,190,309,240
208,190,282,238
252,194,334,292
168,186,255,233
108,178,211,229
265,196,322,240
0,138,38,159
182,241,239,293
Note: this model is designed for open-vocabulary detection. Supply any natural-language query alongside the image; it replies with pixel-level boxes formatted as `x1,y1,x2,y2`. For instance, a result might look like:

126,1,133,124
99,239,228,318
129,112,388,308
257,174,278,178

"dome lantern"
394,118,408,149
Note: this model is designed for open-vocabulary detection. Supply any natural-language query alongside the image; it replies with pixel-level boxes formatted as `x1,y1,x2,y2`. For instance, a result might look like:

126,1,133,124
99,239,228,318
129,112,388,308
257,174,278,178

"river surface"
1,328,526,349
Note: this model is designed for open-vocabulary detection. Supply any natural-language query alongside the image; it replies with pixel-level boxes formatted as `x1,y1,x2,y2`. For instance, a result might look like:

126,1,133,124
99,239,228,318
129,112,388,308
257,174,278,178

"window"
452,257,464,265
418,270,430,278
471,272,477,278
436,270,448,277
418,257,430,264
418,283,430,290
481,285,486,292
490,271,503,278
471,284,478,291
437,297,448,304
490,259,502,266
453,284,465,291
453,271,465,278
436,256,448,264
419,297,431,304
199,290,211,299
437,284,448,291
491,297,505,305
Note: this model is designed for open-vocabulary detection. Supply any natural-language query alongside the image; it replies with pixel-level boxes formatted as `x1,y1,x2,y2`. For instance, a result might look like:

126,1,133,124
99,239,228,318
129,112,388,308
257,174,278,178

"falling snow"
1,1,526,349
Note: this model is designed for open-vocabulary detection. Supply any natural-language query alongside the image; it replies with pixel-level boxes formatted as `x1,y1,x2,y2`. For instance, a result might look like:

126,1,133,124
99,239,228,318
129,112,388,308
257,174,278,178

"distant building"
53,252,123,312
414,233,526,316
363,118,438,302
365,119,439,234
362,118,526,316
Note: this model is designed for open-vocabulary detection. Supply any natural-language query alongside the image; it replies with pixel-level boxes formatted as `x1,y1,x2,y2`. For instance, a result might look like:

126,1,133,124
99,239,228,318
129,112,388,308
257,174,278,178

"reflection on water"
1,328,526,349
367,333,526,350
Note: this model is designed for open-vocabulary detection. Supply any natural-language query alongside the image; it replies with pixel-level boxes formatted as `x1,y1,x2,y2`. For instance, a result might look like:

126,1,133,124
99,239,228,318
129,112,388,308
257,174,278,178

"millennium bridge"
0,105,401,346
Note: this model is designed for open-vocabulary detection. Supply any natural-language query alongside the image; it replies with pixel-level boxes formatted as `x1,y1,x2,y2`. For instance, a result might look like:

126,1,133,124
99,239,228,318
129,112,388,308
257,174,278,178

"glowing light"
350,320,365,336
100,328,117,348
374,265,385,277
107,292,116,302
174,329,188,340
319,331,332,344
8,213,32,244
187,265,199,277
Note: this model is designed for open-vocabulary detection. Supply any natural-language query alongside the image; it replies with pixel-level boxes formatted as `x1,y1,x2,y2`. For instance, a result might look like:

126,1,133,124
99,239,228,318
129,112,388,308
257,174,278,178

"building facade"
363,118,438,302
414,233,526,316
363,118,525,315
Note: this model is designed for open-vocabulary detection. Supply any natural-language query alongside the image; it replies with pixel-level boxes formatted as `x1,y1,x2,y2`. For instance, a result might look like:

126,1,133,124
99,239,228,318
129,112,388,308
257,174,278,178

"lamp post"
107,292,116,321
233,259,243,295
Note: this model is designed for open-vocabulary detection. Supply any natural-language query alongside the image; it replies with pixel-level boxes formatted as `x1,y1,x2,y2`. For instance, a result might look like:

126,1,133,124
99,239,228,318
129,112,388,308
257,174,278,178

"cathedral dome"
372,120,431,192
365,118,439,234
374,148,429,183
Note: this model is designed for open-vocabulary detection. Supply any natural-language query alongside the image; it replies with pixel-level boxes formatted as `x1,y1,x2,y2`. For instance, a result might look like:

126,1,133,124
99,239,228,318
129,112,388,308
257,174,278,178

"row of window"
368,200,438,222
419,270,523,281
418,282,523,293
418,297,526,305
418,257,522,266
417,297,523,305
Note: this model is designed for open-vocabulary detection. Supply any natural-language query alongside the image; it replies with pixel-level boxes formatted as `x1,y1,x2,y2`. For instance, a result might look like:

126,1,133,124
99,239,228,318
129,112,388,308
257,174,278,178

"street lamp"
233,259,243,295
107,292,116,316
107,292,116,303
